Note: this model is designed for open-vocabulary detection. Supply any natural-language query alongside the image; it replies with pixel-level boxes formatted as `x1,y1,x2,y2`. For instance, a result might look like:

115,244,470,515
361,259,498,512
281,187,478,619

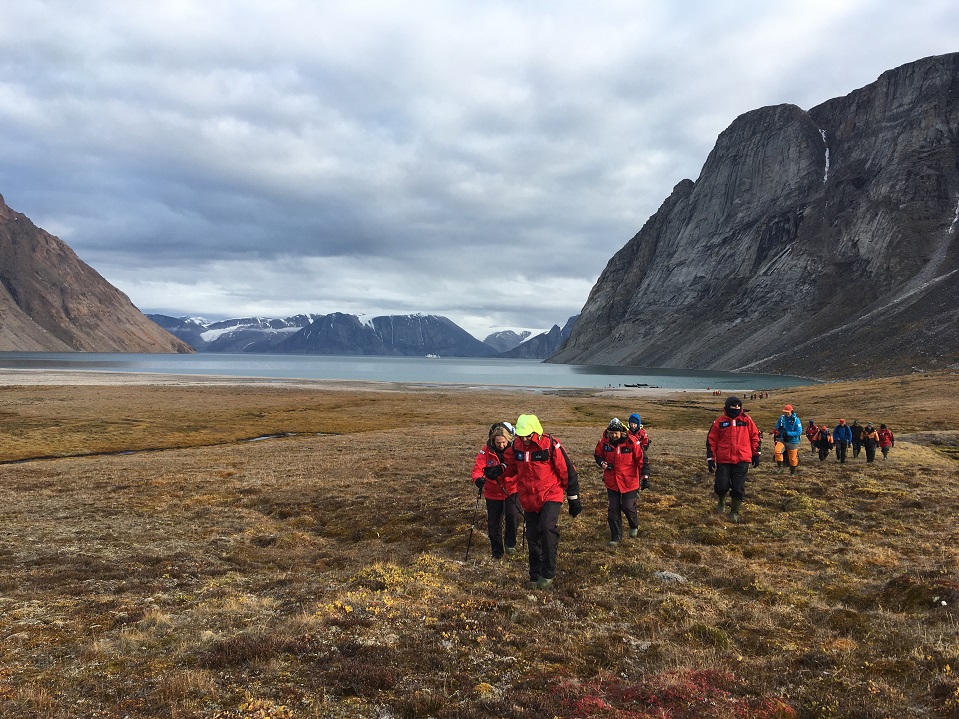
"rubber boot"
716,495,726,514
776,461,784,474
789,464,797,475
729,499,743,523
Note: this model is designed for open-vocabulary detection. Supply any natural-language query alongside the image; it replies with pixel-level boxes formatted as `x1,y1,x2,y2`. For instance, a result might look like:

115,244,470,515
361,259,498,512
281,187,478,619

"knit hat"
628,413,641,426
725,395,742,409
607,418,626,432
515,414,544,438
839,419,846,424
783,404,793,412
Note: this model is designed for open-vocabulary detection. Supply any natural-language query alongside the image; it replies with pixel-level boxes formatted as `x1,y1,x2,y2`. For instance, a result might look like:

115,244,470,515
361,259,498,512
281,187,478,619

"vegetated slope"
553,53,959,379
0,194,193,353
0,373,956,717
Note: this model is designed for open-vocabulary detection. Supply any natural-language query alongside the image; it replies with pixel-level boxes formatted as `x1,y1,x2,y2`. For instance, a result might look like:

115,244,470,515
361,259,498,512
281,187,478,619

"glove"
752,452,761,468
474,477,486,493
707,459,716,473
483,464,503,480
568,496,583,518
640,475,650,490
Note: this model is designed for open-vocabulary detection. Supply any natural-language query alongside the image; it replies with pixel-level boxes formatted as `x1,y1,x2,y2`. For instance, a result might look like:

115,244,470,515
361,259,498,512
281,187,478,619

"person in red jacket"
471,421,521,559
805,420,819,455
878,423,895,460
706,396,760,523
594,418,644,546
511,413,581,589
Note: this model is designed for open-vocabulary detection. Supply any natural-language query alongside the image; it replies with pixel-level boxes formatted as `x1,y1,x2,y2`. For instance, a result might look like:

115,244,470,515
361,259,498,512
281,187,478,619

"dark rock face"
499,316,578,359
368,314,497,357
148,314,318,352
552,53,959,379
0,195,193,353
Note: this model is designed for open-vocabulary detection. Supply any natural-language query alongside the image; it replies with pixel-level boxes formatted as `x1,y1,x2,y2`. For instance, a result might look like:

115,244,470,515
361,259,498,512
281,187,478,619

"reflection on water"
0,352,817,391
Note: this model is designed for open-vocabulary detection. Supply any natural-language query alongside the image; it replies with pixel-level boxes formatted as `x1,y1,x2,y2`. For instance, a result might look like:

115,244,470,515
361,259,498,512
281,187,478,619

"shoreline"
0,368,696,397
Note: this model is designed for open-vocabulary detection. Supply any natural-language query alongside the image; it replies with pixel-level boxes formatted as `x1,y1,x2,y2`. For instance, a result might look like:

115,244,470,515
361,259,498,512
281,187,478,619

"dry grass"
0,371,957,717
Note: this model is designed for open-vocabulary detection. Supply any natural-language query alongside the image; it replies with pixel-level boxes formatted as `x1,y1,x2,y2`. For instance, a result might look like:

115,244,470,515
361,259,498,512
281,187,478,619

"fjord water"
0,352,816,391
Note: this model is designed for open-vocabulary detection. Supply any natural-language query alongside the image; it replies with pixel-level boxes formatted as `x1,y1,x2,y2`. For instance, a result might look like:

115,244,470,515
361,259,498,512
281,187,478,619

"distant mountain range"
148,313,578,359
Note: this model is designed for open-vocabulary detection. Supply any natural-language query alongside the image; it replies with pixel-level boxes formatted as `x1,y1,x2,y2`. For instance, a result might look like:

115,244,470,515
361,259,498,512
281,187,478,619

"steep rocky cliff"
552,53,959,379
0,195,193,353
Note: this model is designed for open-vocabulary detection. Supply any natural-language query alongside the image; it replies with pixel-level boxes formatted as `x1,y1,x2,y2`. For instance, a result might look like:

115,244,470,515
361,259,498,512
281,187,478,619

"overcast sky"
1,1,956,338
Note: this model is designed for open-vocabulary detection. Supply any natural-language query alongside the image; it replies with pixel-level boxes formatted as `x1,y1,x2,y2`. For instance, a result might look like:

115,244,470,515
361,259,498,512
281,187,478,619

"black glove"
707,459,716,473
568,497,583,517
483,464,503,480
640,475,650,490
474,477,486,493
752,452,761,468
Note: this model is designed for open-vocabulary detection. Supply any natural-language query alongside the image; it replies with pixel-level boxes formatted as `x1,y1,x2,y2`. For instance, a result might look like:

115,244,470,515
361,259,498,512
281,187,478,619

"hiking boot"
628,528,639,538
527,577,540,589
716,496,726,514
536,577,554,589
608,539,620,547
505,546,517,556
730,499,743,524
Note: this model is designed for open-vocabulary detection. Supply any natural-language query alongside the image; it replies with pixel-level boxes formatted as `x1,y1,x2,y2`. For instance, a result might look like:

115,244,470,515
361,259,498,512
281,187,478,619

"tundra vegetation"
0,372,957,718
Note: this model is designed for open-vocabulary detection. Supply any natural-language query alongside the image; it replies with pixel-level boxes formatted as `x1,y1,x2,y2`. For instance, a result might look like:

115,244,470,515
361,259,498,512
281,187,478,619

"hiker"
511,414,581,589
815,424,833,461
627,413,652,489
706,396,760,523
805,420,819,455
861,422,880,463
850,420,864,458
470,422,521,559
774,404,804,475
833,419,852,464
595,418,644,546
878,423,895,460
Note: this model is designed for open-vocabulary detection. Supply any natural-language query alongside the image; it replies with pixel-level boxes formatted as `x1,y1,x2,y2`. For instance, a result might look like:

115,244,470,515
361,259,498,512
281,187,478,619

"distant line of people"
801,417,894,464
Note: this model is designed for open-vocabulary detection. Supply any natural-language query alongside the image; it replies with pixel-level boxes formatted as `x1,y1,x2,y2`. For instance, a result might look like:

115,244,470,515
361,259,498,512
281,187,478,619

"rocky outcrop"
148,314,317,352
552,53,959,379
0,195,193,353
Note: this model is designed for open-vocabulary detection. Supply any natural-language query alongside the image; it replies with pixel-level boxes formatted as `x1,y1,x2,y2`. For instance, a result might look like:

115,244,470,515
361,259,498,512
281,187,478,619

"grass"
0,372,957,717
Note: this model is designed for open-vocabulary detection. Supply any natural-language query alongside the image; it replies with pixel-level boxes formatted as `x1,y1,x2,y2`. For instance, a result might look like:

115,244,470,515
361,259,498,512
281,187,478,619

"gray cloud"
2,0,957,338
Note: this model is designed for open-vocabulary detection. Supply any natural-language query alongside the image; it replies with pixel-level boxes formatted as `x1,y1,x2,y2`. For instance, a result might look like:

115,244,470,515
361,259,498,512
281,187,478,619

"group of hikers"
469,397,895,590
799,417,895,464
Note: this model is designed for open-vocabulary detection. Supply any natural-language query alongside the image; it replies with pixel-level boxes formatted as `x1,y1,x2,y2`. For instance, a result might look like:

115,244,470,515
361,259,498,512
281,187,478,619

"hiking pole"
464,485,483,561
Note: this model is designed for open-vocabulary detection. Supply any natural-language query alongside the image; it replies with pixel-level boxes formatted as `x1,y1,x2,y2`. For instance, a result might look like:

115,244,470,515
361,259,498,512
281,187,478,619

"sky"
1,1,957,339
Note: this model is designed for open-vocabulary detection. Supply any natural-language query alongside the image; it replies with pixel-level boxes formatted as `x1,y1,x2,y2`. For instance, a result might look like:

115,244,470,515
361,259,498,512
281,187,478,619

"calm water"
0,352,817,391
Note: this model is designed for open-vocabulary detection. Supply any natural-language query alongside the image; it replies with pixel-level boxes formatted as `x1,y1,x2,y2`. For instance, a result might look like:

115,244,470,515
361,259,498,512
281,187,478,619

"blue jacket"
776,414,803,443
833,424,853,443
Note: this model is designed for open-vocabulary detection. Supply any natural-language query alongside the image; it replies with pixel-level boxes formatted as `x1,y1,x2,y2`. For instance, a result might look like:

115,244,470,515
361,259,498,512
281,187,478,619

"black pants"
852,438,862,458
864,441,877,462
525,501,562,581
486,494,522,557
835,441,848,463
714,462,749,501
818,442,831,461
607,488,638,541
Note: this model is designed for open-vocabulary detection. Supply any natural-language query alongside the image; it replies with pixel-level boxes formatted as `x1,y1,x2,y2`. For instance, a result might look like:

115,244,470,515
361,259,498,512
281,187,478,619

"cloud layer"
2,0,957,337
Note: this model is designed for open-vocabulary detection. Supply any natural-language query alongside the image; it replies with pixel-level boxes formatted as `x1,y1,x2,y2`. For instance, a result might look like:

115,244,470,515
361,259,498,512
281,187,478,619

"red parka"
594,432,644,493
706,411,760,464
510,433,579,512
878,428,894,448
471,443,517,500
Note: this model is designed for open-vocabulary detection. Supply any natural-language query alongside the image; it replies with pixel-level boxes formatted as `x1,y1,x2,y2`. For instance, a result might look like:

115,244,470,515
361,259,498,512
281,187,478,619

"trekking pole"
464,485,483,561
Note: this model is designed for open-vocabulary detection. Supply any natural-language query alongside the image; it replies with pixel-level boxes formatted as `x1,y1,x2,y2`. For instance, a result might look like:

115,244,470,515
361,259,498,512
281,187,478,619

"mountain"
551,53,959,379
0,195,193,353
483,329,531,353
499,316,578,359
153,313,499,357
148,314,318,352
